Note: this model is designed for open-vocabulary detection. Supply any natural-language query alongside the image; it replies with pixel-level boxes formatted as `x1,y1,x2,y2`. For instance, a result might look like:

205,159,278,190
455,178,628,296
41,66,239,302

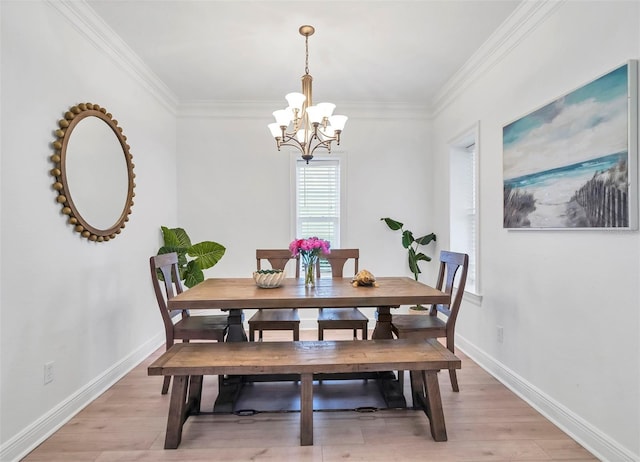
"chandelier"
268,25,348,164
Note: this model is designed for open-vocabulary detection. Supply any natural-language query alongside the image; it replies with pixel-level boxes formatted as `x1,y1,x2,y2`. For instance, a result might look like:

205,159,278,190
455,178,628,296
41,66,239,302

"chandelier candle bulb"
317,102,336,118
273,110,291,126
306,106,323,124
286,92,306,110
329,115,347,131
268,25,347,164
268,123,282,140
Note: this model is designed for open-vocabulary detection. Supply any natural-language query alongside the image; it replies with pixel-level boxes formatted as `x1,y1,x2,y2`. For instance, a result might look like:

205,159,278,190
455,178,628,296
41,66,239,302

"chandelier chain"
305,35,310,75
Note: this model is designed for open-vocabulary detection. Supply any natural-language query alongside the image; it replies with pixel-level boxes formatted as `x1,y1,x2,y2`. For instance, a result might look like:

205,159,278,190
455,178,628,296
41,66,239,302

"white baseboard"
0,333,165,462
456,335,638,462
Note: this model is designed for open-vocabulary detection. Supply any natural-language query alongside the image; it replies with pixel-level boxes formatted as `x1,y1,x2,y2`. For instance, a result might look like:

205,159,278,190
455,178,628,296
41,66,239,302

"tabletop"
167,276,449,310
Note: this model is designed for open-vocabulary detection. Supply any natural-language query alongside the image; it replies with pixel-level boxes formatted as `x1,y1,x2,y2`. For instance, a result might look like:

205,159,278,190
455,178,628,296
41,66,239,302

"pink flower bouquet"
289,237,331,286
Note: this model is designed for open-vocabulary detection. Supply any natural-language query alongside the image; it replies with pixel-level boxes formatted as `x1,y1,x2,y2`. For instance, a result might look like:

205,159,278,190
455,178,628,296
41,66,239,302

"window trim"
448,122,481,299
289,152,347,249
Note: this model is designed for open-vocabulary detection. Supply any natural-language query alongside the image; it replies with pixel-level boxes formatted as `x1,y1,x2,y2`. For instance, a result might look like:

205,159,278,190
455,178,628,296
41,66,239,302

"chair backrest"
432,251,469,330
319,248,359,278
256,249,300,277
150,252,187,333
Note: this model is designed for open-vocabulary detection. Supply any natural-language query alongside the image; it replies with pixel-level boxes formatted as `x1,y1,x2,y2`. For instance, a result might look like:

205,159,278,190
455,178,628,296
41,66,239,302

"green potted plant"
381,217,436,310
157,226,226,288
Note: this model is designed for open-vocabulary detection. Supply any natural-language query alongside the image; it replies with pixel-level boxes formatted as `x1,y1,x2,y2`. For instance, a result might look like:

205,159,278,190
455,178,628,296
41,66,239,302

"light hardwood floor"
23,330,597,462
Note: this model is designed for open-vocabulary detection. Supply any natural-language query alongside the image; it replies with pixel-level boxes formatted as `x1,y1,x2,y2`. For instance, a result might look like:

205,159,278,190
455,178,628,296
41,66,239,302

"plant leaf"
161,226,178,247
183,260,204,288
162,226,192,248
381,217,403,230
188,241,226,270
408,247,421,277
414,233,436,246
401,230,414,249
414,252,432,262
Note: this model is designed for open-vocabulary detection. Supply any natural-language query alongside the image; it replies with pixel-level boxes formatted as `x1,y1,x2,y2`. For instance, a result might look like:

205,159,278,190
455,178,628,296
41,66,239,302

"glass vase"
304,256,317,287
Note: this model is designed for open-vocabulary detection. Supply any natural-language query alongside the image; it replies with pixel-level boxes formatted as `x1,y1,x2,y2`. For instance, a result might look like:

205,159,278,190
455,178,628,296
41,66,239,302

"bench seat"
148,338,461,448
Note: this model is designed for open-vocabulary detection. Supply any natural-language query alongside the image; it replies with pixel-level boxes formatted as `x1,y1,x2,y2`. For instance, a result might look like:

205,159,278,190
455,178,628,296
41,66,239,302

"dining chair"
317,248,369,340
391,250,469,393
248,249,301,341
150,252,228,394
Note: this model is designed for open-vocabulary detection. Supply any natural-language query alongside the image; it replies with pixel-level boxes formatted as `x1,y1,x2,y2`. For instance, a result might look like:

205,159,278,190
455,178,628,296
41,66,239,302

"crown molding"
431,0,565,116
47,0,560,121
47,0,178,114
177,100,431,120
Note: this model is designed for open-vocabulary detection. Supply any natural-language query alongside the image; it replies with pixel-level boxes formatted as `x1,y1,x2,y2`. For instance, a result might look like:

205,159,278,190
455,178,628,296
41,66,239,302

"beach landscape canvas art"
503,61,638,229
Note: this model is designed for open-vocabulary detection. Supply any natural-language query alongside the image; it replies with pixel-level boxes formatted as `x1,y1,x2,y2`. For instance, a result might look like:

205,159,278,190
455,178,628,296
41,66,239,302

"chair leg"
318,325,324,340
449,368,459,392
293,326,300,341
162,376,171,395
162,339,175,394
362,324,368,340
445,337,458,391
249,326,255,342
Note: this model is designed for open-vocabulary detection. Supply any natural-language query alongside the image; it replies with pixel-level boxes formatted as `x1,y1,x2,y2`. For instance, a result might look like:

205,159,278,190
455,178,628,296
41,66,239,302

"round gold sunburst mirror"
50,103,135,242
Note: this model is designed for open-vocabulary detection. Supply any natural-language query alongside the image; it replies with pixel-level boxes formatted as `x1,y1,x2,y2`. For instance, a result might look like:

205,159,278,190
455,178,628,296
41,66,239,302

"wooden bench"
148,338,461,448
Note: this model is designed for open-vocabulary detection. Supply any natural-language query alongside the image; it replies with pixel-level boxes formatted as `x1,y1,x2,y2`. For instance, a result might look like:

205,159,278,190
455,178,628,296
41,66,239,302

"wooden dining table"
167,276,450,411
169,276,449,339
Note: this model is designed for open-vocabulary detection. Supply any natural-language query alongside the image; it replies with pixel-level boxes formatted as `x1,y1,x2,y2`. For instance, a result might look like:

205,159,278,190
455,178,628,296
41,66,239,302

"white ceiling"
86,0,522,108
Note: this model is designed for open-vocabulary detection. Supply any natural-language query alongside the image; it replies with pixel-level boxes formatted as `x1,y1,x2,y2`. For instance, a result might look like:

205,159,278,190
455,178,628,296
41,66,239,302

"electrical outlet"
44,361,54,384
497,326,504,344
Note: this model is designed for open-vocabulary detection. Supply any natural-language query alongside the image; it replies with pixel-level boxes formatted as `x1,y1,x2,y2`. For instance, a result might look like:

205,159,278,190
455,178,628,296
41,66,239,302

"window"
293,158,342,271
449,126,480,296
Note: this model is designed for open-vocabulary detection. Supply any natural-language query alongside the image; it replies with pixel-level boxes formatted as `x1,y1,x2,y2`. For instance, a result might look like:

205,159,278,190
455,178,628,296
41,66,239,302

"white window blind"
450,135,479,295
295,159,341,269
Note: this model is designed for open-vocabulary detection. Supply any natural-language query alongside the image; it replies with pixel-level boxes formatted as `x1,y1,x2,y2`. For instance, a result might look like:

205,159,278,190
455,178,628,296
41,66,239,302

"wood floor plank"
25,430,160,453
322,439,554,461
21,330,598,462
22,451,101,461
534,439,599,460
93,446,324,461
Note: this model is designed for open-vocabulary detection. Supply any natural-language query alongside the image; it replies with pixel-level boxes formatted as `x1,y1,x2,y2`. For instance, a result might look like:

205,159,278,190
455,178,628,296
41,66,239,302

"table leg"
188,375,203,413
409,370,424,409
164,375,189,449
422,370,447,441
226,308,247,342
372,306,394,339
300,372,314,446
372,305,407,407
215,309,247,412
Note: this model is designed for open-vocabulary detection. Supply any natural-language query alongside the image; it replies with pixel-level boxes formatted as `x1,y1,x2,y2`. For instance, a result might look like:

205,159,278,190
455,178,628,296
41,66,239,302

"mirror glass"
65,116,129,230
50,103,135,242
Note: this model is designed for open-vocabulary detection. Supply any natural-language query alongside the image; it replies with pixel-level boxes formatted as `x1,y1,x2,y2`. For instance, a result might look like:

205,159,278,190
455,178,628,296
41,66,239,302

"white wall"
3,1,638,461
431,1,639,460
176,105,437,323
0,1,178,459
